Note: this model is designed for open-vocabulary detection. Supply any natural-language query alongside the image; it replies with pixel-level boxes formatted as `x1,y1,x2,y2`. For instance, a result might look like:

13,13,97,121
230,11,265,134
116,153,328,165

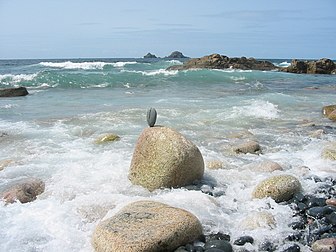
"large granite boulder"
2,178,45,204
167,54,278,71
165,51,188,59
252,175,301,202
282,58,336,74
0,87,29,97
92,200,203,252
129,126,204,191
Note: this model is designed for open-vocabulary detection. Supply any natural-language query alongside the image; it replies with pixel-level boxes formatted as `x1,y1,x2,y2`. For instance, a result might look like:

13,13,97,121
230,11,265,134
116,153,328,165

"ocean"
0,58,336,251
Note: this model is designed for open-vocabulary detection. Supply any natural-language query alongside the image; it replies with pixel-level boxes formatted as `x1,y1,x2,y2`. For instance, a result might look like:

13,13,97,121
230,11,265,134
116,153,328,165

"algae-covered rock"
252,175,301,202
322,105,336,117
95,134,120,144
129,126,204,191
92,200,203,252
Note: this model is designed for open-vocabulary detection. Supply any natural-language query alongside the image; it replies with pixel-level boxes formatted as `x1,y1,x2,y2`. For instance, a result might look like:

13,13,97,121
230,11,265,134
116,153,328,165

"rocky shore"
166,53,336,75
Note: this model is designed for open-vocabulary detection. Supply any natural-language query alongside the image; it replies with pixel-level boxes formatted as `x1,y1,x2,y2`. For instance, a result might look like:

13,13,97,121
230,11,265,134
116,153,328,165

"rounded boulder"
252,175,301,202
129,126,204,191
92,200,203,252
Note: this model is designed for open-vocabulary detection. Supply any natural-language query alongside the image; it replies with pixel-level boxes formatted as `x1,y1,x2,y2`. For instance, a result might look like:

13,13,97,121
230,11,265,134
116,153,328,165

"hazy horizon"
1,0,335,60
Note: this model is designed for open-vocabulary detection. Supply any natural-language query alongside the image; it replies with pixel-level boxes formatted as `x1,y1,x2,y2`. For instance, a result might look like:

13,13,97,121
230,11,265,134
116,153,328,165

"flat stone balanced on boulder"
0,87,29,97
129,108,204,191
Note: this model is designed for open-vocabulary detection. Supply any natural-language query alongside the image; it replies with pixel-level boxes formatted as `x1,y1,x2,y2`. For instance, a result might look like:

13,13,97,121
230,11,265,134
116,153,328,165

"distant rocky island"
143,51,189,59
166,53,336,74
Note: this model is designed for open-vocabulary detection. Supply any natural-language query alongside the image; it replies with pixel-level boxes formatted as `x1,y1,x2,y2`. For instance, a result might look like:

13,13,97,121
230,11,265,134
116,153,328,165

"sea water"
0,58,336,251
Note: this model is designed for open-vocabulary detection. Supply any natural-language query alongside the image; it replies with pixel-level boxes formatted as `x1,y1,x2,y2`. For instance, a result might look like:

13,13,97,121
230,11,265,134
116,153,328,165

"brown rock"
322,105,336,117
92,200,203,252
246,160,283,172
167,54,278,71
282,58,336,74
328,110,336,121
0,159,14,171
326,198,336,207
129,126,204,191
233,140,261,154
2,178,45,204
0,87,29,97
311,237,336,252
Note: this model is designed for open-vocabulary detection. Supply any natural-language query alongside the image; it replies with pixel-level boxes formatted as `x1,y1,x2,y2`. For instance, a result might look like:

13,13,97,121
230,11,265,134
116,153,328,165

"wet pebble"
281,244,300,252
259,240,277,251
233,236,254,246
204,240,232,252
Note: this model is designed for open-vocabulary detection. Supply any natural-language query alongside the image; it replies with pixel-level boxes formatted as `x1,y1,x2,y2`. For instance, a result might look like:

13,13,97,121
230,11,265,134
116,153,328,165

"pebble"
259,240,277,251
311,237,336,252
326,198,336,207
204,240,232,252
233,236,254,246
281,244,300,252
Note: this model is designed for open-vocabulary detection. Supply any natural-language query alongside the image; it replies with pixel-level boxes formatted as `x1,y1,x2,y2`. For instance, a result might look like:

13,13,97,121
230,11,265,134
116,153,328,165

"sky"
0,0,335,59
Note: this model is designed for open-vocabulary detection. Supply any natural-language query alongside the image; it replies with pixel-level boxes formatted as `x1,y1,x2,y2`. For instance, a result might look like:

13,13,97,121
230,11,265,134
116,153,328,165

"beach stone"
0,87,29,97
233,140,261,154
322,105,336,117
2,178,45,204
326,198,336,207
94,134,120,144
252,175,301,202
321,143,336,160
246,160,283,172
311,237,336,252
327,110,336,121
92,200,203,252
204,240,233,252
240,211,276,229
129,126,204,191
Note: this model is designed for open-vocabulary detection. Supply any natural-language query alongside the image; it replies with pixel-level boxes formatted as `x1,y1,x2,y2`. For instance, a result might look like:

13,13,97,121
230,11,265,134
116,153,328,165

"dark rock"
307,197,326,208
166,51,188,59
282,58,336,74
204,249,225,252
0,87,29,97
206,233,230,242
204,240,232,252
167,54,278,71
326,212,336,225
290,220,306,230
307,206,336,219
143,52,157,58
233,236,254,246
146,107,157,127
281,244,300,252
259,240,277,251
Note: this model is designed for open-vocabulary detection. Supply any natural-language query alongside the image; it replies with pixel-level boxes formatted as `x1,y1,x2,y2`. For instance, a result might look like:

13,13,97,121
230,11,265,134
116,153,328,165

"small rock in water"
233,236,254,246
311,237,336,252
94,133,120,144
204,240,232,252
146,107,157,127
280,244,300,252
259,240,277,251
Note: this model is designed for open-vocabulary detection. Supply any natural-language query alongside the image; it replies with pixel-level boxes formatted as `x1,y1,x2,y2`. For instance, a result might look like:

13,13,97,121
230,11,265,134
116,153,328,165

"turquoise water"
1,58,336,251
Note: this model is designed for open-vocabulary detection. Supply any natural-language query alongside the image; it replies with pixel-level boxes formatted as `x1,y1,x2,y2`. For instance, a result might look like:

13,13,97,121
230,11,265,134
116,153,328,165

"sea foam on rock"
252,175,301,202
2,178,45,204
128,126,204,191
92,200,203,252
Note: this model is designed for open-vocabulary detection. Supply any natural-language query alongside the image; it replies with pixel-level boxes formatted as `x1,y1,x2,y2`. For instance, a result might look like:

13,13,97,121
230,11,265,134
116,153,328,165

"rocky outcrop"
143,53,157,59
0,87,29,97
167,54,278,71
2,178,45,204
252,175,301,202
92,200,203,252
282,58,336,74
129,126,204,191
165,51,188,59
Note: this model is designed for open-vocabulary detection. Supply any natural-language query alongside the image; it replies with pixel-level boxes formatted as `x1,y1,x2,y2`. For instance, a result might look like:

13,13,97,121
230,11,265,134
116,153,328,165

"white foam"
166,60,183,65
122,69,178,76
0,73,38,83
39,61,137,70
232,100,280,119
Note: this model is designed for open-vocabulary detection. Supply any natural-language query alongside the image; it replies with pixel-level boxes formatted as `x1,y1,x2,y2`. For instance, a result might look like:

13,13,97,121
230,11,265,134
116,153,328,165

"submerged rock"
233,140,261,154
0,159,14,171
92,200,203,252
94,134,120,144
129,126,204,191
2,178,45,204
167,54,277,71
321,142,336,160
252,175,301,202
0,87,29,97
322,105,336,117
245,160,283,172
